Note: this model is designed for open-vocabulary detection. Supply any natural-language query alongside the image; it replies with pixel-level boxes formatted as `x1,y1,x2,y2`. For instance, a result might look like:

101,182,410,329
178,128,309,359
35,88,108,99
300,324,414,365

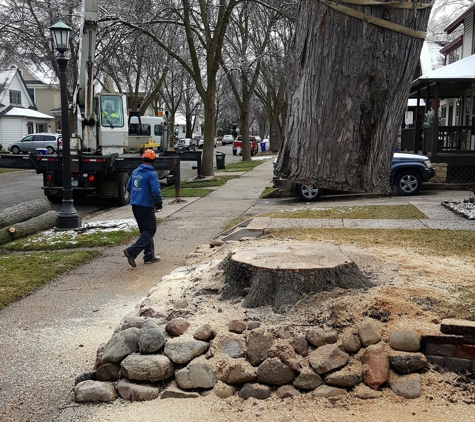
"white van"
129,116,164,146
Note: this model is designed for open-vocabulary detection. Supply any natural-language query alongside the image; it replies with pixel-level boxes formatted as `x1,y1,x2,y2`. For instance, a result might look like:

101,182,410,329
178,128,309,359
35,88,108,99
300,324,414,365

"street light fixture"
50,17,81,229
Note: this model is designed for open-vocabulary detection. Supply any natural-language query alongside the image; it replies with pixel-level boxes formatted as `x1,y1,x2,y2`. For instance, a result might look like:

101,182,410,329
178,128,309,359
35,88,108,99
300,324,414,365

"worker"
123,149,162,267
102,103,119,122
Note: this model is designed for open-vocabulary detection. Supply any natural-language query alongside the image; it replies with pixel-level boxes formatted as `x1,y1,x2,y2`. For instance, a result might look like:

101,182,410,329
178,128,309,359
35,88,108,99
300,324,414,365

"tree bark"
219,243,373,313
0,211,57,246
275,0,433,193
0,199,51,230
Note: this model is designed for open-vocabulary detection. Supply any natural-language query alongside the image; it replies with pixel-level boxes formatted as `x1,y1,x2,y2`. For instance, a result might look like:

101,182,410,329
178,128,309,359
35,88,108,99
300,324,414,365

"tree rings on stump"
219,243,373,313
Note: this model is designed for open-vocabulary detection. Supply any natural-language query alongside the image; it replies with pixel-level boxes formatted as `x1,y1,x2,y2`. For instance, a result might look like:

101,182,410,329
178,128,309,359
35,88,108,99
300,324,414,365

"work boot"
123,249,136,268
144,255,160,264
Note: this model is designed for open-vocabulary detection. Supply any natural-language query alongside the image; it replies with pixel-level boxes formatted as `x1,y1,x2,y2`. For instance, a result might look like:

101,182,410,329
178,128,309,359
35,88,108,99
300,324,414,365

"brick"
455,344,475,360
440,319,475,335
421,335,464,345
426,355,445,366
464,335,475,345
425,343,455,357
443,357,473,372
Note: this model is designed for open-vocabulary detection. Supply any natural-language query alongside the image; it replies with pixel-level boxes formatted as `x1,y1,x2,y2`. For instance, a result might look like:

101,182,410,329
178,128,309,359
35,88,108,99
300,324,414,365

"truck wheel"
393,170,422,196
117,173,130,206
47,195,62,204
296,183,322,202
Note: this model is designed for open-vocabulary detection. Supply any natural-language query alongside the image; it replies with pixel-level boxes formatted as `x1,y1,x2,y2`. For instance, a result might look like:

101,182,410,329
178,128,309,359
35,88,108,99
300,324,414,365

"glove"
155,202,163,212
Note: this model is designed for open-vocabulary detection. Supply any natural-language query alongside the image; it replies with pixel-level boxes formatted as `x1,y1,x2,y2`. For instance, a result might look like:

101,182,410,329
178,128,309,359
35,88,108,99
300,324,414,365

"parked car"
232,135,259,156
8,133,62,155
174,138,196,151
273,152,436,201
222,134,234,145
197,136,217,148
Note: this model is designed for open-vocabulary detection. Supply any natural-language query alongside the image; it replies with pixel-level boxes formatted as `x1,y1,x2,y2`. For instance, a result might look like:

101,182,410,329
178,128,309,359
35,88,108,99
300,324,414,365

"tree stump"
219,243,373,313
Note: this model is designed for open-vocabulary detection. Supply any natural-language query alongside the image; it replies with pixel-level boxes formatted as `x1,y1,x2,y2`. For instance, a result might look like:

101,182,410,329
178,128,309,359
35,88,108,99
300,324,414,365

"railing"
402,126,475,154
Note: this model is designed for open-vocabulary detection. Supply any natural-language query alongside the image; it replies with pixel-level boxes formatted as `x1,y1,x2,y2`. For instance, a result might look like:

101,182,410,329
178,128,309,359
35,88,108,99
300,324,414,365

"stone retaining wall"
74,315,466,403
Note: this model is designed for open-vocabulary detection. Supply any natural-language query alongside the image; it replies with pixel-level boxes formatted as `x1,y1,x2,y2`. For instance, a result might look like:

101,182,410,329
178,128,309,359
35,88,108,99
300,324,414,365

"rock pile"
74,317,429,403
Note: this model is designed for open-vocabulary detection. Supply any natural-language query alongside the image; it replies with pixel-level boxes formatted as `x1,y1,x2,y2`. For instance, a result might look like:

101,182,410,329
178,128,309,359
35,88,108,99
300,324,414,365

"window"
154,125,162,136
36,123,47,133
27,88,35,103
10,90,21,105
100,95,124,127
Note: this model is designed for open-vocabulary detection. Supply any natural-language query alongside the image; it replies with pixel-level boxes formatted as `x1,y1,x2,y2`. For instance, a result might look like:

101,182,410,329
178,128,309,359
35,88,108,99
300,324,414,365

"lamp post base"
55,199,82,230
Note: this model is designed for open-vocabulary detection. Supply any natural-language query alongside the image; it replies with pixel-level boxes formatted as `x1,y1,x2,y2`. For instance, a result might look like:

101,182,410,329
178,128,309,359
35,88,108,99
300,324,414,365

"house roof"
445,3,475,34
0,68,17,105
419,42,446,75
409,54,475,97
0,106,53,119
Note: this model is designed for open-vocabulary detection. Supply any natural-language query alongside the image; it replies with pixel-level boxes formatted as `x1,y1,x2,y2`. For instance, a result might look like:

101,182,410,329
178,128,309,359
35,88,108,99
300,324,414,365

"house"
19,66,61,133
0,67,55,150
404,3,475,184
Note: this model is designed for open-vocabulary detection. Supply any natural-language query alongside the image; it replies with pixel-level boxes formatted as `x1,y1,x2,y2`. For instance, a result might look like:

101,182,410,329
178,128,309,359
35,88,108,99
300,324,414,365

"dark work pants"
126,205,156,262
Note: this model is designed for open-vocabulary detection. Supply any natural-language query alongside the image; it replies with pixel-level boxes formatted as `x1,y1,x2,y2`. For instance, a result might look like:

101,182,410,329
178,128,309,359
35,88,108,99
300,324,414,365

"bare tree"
275,0,433,194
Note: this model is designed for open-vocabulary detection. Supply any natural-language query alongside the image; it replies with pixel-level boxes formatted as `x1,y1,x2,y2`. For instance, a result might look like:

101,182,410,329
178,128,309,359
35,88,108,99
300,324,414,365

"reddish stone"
280,351,302,373
165,318,190,336
455,344,475,360
291,337,309,357
193,324,214,341
139,307,159,318
362,343,389,390
228,319,247,334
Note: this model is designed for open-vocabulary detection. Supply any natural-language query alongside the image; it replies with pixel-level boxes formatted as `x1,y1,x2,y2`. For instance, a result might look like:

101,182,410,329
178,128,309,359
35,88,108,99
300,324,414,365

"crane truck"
0,0,200,205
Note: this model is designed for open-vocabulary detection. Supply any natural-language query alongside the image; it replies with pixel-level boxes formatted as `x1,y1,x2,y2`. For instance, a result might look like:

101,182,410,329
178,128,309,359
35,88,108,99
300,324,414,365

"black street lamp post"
50,17,81,230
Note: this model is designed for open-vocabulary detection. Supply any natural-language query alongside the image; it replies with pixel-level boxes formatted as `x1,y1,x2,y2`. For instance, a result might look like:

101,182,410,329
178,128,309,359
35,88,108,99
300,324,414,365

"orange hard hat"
142,149,156,160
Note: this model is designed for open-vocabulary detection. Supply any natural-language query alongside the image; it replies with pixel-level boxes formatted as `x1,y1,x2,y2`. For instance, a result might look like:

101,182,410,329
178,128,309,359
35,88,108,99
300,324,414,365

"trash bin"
215,151,226,170
260,142,266,152
35,148,48,155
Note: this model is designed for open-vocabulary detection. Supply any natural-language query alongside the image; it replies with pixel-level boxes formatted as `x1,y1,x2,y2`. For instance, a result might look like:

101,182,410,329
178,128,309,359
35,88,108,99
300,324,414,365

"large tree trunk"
219,243,373,313
0,199,51,230
275,0,432,193
0,211,57,246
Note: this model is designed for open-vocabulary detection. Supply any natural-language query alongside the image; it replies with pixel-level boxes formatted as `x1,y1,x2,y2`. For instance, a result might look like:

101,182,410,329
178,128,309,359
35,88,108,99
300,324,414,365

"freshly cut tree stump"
219,243,373,313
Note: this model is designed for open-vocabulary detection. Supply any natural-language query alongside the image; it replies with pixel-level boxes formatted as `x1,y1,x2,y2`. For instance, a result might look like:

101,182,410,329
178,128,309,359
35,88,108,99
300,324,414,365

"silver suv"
8,133,62,154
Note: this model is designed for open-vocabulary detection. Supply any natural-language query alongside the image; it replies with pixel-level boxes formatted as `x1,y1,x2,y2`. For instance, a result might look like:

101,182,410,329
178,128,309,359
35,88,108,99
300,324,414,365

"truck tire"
296,183,323,202
393,170,422,196
117,173,130,206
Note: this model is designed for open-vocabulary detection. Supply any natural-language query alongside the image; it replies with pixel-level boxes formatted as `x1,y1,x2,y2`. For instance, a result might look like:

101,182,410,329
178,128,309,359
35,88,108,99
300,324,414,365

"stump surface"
220,243,373,313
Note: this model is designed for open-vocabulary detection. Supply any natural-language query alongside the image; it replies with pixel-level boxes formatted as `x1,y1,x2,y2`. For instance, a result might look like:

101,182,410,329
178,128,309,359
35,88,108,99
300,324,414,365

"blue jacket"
126,164,162,208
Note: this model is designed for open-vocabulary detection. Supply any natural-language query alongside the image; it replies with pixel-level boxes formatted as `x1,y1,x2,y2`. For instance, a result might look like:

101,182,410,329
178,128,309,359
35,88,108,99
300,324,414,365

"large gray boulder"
117,378,160,401
389,351,428,374
257,357,295,385
75,380,117,402
138,319,167,354
293,368,323,390
389,330,420,352
121,354,174,382
306,327,338,347
101,328,140,364
324,359,363,387
388,371,422,399
358,320,381,347
175,356,217,389
164,336,209,364
308,344,349,374
238,383,272,400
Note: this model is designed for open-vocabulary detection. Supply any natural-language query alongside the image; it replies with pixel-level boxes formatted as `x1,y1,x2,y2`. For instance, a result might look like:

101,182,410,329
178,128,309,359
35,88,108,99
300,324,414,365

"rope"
319,0,434,39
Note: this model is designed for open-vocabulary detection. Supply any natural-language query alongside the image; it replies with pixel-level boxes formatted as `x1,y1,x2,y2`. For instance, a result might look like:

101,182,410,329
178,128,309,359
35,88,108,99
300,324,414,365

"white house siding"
462,13,473,58
0,117,33,147
5,76,33,109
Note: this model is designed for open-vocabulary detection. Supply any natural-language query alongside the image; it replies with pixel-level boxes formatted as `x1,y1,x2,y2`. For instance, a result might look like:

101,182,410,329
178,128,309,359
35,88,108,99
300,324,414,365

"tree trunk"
275,0,432,193
219,243,373,313
0,199,51,230
0,211,57,246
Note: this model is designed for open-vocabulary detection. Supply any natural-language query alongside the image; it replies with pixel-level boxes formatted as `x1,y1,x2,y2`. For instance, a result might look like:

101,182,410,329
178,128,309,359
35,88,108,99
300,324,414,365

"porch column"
414,90,421,153
431,83,439,157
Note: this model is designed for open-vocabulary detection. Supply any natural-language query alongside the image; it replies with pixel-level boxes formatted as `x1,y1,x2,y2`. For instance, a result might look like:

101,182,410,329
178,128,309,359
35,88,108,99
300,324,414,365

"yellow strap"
320,0,429,39
340,0,435,10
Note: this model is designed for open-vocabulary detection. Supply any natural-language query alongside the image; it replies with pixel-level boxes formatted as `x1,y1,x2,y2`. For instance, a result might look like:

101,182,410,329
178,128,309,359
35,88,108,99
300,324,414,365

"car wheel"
393,170,422,196
296,183,323,202
11,145,21,154
46,146,55,154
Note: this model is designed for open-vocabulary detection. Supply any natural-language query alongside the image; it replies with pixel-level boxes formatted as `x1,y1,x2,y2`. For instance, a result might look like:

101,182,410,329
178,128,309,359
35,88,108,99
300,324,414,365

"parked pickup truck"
273,152,436,201
232,135,259,156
